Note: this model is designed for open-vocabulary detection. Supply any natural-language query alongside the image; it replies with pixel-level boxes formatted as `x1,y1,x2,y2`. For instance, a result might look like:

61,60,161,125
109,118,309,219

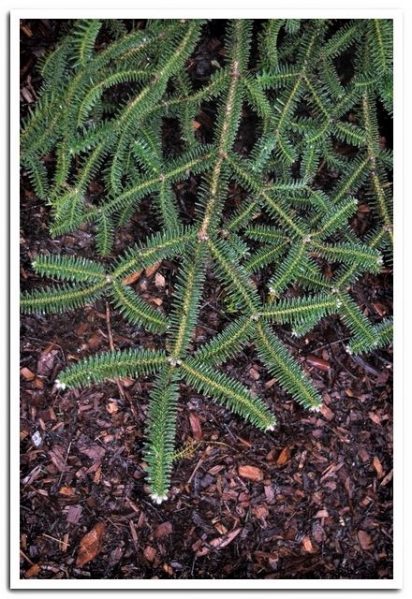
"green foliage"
20,280,108,314
181,359,277,431
110,281,169,334
32,254,106,282
21,18,393,503
56,348,166,389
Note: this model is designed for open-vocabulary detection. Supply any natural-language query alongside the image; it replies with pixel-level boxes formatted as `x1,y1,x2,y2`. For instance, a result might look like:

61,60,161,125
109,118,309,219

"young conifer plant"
21,18,393,503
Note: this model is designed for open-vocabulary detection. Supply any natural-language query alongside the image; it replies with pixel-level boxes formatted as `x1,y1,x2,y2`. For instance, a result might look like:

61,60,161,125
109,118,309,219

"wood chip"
59,486,75,497
264,484,275,503
20,24,33,37
66,505,83,525
320,404,334,421
76,522,106,567
380,469,393,487
276,447,291,466
106,400,119,414
48,445,68,472
20,367,35,381
144,546,157,562
214,522,228,535
238,465,263,482
301,536,316,553
249,366,260,380
150,297,163,306
372,302,387,317
264,378,277,389
33,377,44,389
87,334,102,350
154,521,173,539
93,465,102,484
253,505,269,520
122,270,143,285
154,272,166,288
358,447,370,462
61,533,70,552
314,509,329,519
358,530,373,551
163,563,174,575
306,354,331,371
145,262,161,278
189,411,203,440
79,442,106,464
372,456,384,479
37,345,58,376
368,411,382,425
208,464,224,476
209,527,241,550
24,563,41,578
21,87,34,103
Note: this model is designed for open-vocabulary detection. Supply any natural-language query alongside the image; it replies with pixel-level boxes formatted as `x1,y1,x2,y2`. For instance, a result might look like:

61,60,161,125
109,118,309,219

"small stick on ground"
105,301,125,401
105,301,139,420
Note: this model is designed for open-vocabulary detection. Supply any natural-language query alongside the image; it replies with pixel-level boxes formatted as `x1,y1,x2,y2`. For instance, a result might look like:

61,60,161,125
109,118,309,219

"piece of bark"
238,465,264,482
76,522,106,567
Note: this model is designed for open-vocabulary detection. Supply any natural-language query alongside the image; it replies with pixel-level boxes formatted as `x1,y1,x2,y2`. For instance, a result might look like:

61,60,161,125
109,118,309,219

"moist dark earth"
19,20,393,580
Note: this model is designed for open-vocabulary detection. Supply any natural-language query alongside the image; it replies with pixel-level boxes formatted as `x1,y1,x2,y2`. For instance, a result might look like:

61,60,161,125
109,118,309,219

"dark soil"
19,19,393,580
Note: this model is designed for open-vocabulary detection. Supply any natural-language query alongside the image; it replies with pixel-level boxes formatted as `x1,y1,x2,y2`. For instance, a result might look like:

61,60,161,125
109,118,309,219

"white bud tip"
150,493,168,505
55,379,66,391
345,345,353,355
265,423,276,432
309,405,322,412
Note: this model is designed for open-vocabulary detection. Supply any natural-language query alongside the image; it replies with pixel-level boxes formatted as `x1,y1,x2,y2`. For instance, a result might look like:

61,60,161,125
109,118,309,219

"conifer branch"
181,359,277,432
145,367,180,503
21,18,393,503
56,348,167,389
110,281,169,334
255,322,322,411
